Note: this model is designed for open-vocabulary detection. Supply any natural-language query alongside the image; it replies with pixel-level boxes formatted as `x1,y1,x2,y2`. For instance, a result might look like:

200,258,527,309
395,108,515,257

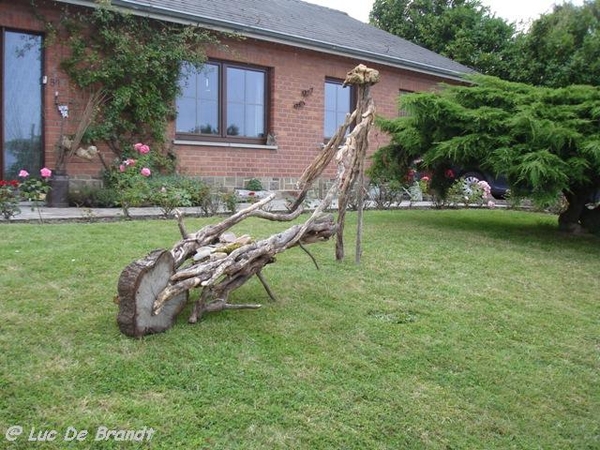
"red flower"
445,169,455,178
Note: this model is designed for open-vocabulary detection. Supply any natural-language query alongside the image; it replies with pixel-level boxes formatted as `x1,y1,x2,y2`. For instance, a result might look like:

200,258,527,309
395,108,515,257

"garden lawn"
0,209,598,449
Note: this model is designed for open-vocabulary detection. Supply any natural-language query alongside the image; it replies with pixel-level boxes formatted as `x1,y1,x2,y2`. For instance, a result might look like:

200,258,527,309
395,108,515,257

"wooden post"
335,64,379,262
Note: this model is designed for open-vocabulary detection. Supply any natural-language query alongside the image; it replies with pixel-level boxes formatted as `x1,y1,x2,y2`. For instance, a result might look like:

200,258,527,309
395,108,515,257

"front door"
1,29,43,180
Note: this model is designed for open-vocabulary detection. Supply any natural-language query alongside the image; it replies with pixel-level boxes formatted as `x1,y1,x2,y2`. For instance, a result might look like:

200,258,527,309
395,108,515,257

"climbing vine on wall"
54,3,218,159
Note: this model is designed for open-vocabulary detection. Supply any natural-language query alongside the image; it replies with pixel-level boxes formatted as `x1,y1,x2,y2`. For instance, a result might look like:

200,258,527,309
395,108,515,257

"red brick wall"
4,0,453,189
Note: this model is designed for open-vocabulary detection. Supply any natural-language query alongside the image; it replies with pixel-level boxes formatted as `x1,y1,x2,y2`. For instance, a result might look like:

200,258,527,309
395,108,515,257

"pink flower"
134,143,150,154
477,180,491,198
487,200,496,208
18,170,29,178
140,167,151,177
119,164,126,172
477,180,491,192
40,167,52,178
126,158,136,166
421,176,430,182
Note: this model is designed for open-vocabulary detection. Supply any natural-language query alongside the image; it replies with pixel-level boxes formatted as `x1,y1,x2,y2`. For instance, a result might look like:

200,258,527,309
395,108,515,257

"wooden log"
116,249,188,338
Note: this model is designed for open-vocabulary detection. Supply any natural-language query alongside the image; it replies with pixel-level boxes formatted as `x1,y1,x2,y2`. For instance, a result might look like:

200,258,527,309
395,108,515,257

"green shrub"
367,180,405,209
70,174,234,216
245,178,263,191
221,191,238,214
68,186,118,208
150,185,192,218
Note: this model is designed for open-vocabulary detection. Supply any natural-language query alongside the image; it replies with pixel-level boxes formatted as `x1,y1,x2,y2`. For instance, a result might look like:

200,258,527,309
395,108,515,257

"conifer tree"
374,76,600,233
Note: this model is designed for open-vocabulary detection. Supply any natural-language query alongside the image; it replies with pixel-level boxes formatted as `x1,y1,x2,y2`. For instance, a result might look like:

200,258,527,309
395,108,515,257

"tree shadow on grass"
401,209,600,255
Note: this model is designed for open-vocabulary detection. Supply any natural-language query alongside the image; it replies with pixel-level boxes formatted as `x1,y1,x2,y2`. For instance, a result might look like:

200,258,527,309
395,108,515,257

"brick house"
1,0,472,195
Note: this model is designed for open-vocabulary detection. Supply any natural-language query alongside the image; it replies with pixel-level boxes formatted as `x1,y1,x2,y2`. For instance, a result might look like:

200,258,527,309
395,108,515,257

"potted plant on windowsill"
47,90,106,207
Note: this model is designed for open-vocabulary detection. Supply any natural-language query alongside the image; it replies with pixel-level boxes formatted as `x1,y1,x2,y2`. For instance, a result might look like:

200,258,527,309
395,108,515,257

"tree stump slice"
117,249,188,338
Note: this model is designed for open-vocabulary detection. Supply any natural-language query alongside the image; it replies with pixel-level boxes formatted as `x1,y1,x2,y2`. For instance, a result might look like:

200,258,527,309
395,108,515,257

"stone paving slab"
3,200,442,223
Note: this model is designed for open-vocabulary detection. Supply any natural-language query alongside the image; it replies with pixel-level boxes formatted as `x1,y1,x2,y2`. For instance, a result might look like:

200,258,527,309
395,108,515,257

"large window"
324,78,353,139
2,30,43,179
176,61,268,143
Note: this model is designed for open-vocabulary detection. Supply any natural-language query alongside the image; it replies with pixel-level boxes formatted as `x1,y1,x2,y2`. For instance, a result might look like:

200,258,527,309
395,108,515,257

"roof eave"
55,0,472,82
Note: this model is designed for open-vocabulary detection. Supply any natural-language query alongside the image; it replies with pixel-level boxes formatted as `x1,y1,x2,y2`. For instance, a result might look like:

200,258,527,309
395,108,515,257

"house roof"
55,0,475,81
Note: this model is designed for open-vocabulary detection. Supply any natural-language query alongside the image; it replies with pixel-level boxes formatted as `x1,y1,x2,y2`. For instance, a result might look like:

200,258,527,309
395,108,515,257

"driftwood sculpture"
116,64,379,337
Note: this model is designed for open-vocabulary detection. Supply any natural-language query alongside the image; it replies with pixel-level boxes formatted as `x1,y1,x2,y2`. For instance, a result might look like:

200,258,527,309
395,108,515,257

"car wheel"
462,171,483,185
461,171,483,196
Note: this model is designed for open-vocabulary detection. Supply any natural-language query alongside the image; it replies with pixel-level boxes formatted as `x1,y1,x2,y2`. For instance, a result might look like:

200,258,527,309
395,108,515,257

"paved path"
4,200,438,223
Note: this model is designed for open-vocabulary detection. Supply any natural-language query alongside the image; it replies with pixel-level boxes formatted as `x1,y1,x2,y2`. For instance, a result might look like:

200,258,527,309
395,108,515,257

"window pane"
227,67,265,138
324,110,337,139
227,103,243,136
227,68,245,103
245,70,265,104
325,83,337,112
176,63,219,135
245,105,264,138
176,97,197,133
3,32,43,179
337,87,350,111
324,80,351,139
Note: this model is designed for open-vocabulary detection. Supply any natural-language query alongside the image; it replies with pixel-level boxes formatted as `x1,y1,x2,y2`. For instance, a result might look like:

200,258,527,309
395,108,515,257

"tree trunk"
558,189,594,234
117,250,188,337
580,205,600,234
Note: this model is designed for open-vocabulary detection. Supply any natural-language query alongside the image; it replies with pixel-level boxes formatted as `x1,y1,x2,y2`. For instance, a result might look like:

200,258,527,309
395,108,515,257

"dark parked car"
410,157,509,199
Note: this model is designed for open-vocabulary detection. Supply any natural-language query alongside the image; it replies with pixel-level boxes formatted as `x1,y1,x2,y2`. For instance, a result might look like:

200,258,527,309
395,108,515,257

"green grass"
1,209,598,449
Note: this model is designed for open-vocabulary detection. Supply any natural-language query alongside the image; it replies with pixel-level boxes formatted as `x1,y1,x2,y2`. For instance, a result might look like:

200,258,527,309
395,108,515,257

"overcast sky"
303,0,585,26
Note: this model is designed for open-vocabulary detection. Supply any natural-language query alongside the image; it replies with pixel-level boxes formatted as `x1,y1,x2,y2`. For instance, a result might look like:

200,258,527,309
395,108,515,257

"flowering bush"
0,168,52,220
102,146,221,217
113,142,154,218
404,174,431,203
19,168,52,202
445,177,496,208
418,175,430,196
476,180,496,208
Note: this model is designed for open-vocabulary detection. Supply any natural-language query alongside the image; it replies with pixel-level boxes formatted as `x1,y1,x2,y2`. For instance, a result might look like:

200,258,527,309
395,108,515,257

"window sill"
174,139,277,150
